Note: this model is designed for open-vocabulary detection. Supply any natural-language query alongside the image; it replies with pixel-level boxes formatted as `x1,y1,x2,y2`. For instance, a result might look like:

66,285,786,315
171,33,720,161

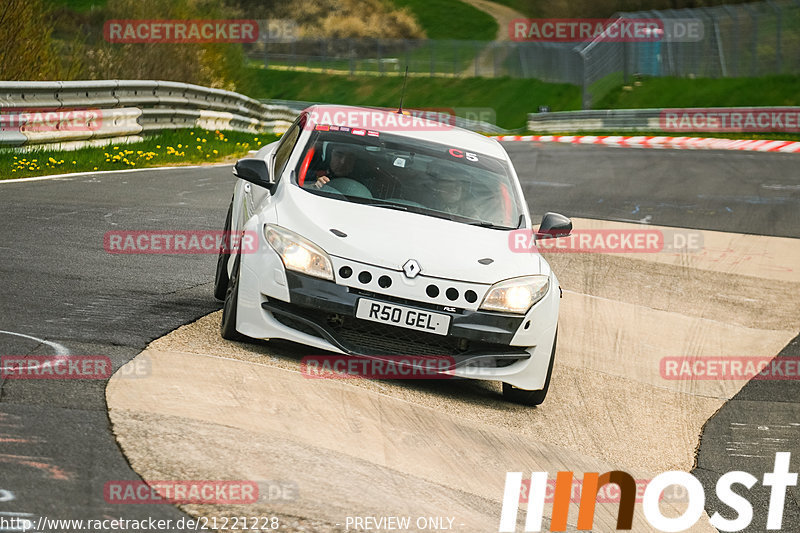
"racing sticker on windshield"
351,128,366,136
315,124,330,131
329,125,340,131
448,148,479,161
367,130,380,137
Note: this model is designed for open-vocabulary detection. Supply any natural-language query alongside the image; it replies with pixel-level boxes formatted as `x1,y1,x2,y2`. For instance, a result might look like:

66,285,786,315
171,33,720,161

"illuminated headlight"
264,224,334,281
479,275,549,314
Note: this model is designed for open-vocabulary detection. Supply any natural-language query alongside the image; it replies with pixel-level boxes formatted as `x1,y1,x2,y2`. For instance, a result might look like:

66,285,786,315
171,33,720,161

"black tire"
220,248,246,342
502,329,557,406
213,201,234,301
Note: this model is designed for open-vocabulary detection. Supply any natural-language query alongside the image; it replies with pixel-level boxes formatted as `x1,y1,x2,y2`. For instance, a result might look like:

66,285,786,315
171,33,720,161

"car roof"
303,104,507,160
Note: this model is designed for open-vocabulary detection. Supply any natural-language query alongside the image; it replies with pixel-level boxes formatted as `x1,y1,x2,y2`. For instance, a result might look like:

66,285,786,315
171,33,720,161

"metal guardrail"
0,80,298,151
528,108,664,132
528,107,800,133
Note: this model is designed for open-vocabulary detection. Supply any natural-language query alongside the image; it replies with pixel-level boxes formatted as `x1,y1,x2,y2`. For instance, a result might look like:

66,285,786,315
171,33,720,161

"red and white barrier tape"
493,134,800,153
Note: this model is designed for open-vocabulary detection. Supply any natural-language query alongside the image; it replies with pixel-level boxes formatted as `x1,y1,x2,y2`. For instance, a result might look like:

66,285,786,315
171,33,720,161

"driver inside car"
309,146,357,189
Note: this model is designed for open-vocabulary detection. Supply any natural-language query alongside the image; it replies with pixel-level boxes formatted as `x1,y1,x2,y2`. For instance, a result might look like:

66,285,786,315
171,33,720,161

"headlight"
264,224,334,281
479,275,549,314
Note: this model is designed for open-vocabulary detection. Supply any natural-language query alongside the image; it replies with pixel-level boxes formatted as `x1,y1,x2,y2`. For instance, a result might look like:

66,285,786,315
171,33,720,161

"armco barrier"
528,107,800,134
0,80,297,151
529,108,668,132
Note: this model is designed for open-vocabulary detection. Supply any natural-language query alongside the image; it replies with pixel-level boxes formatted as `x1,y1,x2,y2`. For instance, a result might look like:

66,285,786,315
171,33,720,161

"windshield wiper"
366,203,408,211
465,220,515,230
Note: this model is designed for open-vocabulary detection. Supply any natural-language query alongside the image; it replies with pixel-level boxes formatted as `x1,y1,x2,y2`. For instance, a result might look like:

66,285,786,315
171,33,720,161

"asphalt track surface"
0,142,798,531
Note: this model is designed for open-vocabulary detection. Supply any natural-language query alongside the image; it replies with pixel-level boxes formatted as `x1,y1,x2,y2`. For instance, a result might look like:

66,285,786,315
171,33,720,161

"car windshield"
294,128,523,229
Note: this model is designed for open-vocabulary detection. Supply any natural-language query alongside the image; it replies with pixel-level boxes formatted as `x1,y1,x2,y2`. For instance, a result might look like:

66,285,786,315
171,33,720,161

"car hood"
273,185,547,284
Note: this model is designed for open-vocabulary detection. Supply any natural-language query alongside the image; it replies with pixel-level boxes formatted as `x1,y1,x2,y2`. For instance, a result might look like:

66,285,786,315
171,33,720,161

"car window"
294,129,522,229
272,115,305,181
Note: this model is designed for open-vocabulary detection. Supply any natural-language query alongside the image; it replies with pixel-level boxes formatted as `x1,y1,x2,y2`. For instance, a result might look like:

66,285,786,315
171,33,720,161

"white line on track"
0,331,69,356
0,163,230,185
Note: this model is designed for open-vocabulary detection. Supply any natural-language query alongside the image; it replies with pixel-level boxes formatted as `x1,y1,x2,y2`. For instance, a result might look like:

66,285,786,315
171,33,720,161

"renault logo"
402,259,421,279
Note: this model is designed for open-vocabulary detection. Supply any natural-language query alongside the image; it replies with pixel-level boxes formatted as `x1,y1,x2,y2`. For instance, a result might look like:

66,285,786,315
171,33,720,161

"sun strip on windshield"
297,146,315,187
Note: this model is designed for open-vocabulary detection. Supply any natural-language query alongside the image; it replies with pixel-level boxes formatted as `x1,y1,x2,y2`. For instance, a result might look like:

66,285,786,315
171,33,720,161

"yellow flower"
156,145,161,149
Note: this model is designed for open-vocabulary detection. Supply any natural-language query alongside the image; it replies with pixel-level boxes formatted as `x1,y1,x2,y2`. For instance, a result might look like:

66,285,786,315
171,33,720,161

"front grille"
332,315,460,356
272,304,513,358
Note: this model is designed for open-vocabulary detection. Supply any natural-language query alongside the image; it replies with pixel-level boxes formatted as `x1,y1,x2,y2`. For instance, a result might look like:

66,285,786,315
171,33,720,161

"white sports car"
214,105,571,405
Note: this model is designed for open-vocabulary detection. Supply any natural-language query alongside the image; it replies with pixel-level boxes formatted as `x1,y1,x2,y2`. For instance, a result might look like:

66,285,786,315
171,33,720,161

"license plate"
355,298,451,336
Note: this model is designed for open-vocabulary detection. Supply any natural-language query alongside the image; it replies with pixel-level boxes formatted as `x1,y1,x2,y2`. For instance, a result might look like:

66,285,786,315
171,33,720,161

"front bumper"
262,271,531,370
234,235,559,390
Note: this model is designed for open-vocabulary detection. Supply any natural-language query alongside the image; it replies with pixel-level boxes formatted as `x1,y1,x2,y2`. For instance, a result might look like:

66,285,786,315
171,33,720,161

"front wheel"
213,201,233,301
502,329,557,406
220,248,245,342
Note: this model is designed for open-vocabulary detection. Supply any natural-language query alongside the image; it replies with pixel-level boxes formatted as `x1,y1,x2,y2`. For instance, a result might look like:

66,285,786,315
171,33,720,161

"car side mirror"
537,212,572,239
233,158,275,192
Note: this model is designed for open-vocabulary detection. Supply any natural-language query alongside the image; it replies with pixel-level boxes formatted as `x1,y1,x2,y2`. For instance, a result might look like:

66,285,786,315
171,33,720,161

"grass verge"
0,129,279,180
244,68,800,133
597,75,800,109
244,68,581,129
